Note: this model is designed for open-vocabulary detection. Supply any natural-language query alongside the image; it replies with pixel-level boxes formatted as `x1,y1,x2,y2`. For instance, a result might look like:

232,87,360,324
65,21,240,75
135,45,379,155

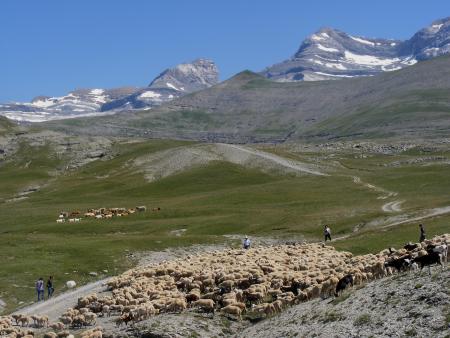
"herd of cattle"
1,233,448,337
55,206,150,223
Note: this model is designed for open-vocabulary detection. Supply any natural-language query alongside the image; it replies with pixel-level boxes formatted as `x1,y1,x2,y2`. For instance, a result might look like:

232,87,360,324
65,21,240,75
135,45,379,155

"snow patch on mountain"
317,44,339,52
139,91,162,99
166,82,181,91
343,51,399,66
350,35,375,46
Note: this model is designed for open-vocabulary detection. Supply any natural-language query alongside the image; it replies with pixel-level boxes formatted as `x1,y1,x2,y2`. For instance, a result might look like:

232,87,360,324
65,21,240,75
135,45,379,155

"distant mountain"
0,59,219,122
101,59,218,111
44,55,450,142
0,88,139,122
262,17,450,81
149,58,219,92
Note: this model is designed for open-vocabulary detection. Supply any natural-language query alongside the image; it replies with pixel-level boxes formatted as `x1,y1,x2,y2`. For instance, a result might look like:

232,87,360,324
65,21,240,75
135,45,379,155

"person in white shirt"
35,277,45,301
243,236,251,249
324,225,331,242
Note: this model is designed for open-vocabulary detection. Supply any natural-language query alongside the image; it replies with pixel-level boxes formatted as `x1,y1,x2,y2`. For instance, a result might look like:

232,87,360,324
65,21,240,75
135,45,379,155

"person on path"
36,277,44,301
243,236,251,249
47,276,54,299
324,225,332,242
419,224,426,242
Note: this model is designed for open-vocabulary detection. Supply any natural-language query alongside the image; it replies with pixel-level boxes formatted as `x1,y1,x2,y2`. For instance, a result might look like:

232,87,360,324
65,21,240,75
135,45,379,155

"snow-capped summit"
262,17,450,82
101,59,219,111
0,59,219,122
149,58,219,92
0,88,138,122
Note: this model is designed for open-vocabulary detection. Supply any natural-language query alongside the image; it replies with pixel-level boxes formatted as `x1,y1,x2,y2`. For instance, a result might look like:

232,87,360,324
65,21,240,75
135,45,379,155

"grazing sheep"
18,316,30,327
221,305,243,321
49,322,65,331
66,281,76,289
62,233,447,327
43,333,58,338
192,299,215,314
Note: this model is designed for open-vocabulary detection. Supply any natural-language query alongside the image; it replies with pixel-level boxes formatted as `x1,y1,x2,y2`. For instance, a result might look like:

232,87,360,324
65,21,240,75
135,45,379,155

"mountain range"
1,16,450,124
0,59,218,122
43,54,450,142
262,17,450,81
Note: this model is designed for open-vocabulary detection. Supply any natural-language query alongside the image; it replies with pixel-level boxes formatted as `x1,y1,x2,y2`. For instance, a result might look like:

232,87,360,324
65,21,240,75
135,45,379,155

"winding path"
382,200,404,213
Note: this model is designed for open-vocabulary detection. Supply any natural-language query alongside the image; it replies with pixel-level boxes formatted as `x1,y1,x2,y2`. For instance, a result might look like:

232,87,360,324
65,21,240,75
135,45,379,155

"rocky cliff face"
262,17,450,81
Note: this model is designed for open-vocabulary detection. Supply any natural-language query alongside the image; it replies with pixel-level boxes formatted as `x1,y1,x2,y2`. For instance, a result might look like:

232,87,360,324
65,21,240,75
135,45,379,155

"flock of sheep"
0,313,101,338
56,206,149,223
1,233,448,337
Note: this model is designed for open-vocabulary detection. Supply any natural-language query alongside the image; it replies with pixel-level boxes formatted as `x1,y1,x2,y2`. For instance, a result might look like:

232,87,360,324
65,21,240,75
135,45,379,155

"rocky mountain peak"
263,17,450,82
404,17,450,60
149,58,219,92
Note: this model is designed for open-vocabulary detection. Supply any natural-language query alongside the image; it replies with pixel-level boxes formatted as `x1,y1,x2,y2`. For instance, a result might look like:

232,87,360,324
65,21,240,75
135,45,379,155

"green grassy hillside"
0,138,449,313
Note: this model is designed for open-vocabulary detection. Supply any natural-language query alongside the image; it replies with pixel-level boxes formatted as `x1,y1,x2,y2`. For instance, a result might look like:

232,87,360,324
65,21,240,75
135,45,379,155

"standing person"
419,224,426,242
35,277,44,301
47,276,54,299
324,225,332,242
243,236,251,249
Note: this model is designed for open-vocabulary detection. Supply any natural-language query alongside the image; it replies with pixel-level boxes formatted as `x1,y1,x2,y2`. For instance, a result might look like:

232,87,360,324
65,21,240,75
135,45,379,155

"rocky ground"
116,268,449,338
241,268,450,338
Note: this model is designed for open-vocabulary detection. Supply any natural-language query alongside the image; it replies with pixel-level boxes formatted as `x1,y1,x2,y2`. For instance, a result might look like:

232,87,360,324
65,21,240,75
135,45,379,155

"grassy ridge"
0,139,449,312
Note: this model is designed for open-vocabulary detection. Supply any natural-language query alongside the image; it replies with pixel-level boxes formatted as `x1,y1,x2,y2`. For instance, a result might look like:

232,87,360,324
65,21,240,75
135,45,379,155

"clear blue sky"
1,0,449,102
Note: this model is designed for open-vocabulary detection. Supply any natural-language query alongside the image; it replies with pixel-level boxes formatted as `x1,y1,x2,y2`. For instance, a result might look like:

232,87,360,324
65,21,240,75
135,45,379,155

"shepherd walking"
243,236,251,249
419,224,426,242
47,276,54,299
324,225,332,242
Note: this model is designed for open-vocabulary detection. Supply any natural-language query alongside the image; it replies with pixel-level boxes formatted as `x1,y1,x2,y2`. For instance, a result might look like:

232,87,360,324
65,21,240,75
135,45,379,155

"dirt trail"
12,244,228,322
13,279,108,322
335,205,450,241
351,175,403,213
219,144,327,176
351,175,397,200
382,200,404,213
381,205,450,229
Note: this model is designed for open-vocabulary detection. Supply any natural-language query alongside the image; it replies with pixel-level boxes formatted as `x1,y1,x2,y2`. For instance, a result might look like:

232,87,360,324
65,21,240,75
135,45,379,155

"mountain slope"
43,55,450,142
0,116,17,136
263,17,450,81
